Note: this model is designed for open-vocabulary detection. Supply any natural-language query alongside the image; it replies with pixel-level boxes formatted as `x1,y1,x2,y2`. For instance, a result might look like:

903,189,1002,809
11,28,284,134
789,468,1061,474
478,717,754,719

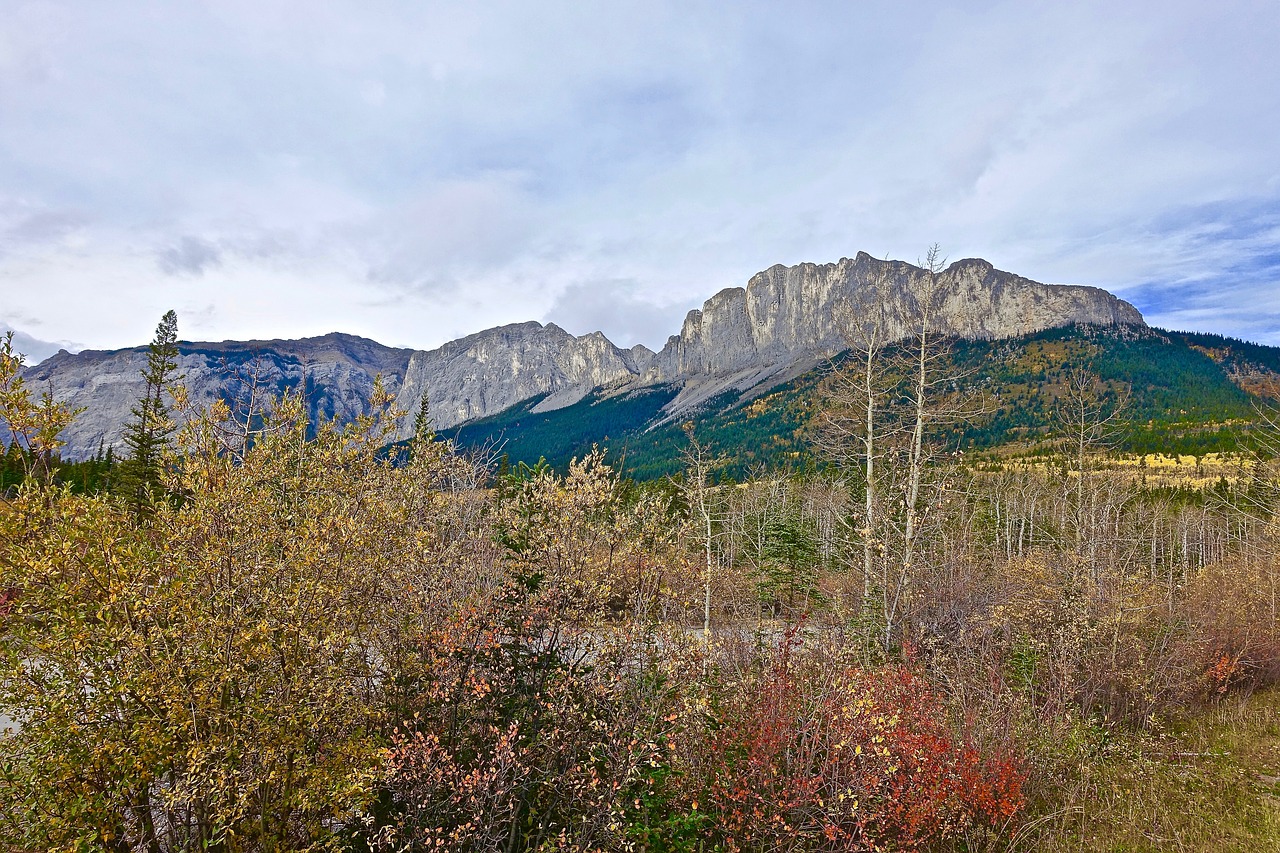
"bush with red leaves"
702,631,1025,852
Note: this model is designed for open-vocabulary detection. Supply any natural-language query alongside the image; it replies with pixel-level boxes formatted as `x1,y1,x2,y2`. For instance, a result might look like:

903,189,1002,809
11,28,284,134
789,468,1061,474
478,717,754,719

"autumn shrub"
936,553,1204,726
368,451,709,852
1182,554,1280,698
0,390,488,852
372,593,706,852
693,629,1025,853
495,449,684,621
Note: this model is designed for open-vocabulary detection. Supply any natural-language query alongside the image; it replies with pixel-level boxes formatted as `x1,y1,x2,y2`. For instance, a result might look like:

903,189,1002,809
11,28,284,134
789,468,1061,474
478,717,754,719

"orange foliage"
702,629,1024,852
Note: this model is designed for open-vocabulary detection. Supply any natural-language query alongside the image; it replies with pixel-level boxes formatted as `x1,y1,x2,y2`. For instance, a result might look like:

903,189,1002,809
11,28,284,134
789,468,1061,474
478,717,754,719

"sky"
3,1,1280,363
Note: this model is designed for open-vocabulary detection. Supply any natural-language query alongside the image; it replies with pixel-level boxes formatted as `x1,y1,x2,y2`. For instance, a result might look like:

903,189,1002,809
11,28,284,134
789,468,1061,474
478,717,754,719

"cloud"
2,0,1280,352
362,176,536,290
1,322,81,365
158,236,223,276
181,303,218,333
543,279,695,348
2,209,88,248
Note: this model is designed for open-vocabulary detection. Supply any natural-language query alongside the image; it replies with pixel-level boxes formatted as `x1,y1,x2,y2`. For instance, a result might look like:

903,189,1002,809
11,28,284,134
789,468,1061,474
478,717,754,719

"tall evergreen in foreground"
117,310,180,518
412,393,434,444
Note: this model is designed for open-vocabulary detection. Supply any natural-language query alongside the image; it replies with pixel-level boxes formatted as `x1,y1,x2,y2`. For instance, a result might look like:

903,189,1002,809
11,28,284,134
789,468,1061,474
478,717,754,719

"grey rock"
24,333,412,460
646,253,1141,382
25,254,1144,458
393,322,641,438
641,253,1143,414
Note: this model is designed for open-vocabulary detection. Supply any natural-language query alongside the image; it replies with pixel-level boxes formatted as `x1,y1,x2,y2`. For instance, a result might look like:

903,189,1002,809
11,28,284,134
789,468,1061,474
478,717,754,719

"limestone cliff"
648,253,1140,380
393,322,643,439
641,253,1144,412
23,333,412,460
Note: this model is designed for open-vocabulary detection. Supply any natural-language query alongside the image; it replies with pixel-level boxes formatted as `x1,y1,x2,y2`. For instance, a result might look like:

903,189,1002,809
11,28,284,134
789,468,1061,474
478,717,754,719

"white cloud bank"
2,0,1279,351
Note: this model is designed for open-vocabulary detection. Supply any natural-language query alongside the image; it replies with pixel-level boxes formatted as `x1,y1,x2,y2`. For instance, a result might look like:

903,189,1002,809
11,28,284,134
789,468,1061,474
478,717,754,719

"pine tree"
118,310,180,518
412,393,434,445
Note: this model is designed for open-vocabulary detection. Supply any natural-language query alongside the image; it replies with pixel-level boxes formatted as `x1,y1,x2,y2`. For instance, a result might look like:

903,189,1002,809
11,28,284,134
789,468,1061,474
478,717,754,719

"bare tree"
1052,366,1130,553
678,423,728,645
818,258,904,602
815,247,977,651
898,246,949,607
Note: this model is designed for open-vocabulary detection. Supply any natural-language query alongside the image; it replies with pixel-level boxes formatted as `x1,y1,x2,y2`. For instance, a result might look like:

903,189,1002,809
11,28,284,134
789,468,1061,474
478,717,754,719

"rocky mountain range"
390,253,1142,439
394,322,655,437
21,253,1143,460
22,333,413,459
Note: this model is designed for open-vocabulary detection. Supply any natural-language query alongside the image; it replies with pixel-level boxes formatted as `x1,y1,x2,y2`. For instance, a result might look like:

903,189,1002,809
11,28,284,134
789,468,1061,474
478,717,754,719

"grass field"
968,449,1259,491
1027,690,1280,851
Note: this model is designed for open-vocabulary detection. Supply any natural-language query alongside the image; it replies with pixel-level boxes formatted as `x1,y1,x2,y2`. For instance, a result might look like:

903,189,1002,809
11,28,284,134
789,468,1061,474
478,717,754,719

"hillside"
22,333,413,460
444,325,1280,479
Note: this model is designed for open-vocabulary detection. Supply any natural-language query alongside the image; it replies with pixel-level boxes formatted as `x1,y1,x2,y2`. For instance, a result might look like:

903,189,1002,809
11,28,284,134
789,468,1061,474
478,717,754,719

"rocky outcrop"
640,253,1144,413
645,253,1142,382
23,254,1145,459
24,333,412,460
389,254,1141,431
393,322,643,438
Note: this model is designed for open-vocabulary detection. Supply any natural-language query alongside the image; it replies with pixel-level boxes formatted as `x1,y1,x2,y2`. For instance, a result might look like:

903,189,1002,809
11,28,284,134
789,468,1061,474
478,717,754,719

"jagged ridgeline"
391,252,1142,441
21,253,1280,475
443,325,1280,479
22,333,414,458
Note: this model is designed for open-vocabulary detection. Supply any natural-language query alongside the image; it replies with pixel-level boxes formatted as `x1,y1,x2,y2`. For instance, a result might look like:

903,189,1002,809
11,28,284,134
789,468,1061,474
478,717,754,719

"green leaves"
116,310,181,520
0,331,82,486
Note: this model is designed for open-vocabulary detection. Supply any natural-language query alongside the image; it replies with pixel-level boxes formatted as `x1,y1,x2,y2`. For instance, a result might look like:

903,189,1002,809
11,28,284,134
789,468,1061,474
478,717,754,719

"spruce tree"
412,393,433,444
118,310,180,518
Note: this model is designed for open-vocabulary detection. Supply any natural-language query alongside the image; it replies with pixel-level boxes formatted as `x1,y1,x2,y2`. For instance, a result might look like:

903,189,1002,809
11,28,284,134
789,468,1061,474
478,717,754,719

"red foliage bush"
703,631,1024,852
0,587,17,619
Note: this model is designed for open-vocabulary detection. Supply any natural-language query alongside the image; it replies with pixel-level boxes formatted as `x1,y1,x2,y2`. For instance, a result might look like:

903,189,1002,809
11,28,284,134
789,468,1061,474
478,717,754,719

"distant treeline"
445,324,1280,479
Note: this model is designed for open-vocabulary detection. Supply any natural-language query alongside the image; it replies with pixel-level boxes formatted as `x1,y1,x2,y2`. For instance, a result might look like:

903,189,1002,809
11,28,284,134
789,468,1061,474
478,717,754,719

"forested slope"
446,325,1280,478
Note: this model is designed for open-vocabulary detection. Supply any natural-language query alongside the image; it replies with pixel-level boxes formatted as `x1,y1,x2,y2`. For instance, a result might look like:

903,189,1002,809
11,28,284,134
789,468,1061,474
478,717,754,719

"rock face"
393,322,645,438
24,333,413,460
649,254,1135,371
631,253,1143,413
24,253,1144,459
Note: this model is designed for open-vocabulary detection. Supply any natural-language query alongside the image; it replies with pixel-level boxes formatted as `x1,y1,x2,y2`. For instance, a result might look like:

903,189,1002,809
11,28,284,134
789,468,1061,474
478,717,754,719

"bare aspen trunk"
704,506,712,642
863,343,876,601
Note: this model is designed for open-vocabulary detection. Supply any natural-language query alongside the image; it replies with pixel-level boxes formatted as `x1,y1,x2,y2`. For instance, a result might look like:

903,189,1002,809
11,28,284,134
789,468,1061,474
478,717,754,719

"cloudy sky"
3,1,1279,362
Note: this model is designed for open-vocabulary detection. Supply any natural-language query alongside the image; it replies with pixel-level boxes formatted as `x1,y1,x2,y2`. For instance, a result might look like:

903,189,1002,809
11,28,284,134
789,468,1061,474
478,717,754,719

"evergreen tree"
412,393,434,445
0,441,23,493
117,310,180,518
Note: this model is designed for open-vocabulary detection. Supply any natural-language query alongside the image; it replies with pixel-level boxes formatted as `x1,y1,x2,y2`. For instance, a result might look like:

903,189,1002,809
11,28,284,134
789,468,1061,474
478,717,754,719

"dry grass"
1023,690,1280,852
976,450,1250,490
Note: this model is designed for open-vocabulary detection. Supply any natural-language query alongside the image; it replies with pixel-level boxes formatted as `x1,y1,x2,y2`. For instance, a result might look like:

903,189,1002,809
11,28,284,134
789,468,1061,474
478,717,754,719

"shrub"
699,629,1025,852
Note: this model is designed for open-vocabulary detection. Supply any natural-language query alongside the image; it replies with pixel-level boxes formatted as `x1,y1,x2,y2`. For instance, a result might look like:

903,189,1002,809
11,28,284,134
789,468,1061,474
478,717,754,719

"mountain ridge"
440,324,1280,481
391,253,1144,439
22,332,413,459
19,254,1144,459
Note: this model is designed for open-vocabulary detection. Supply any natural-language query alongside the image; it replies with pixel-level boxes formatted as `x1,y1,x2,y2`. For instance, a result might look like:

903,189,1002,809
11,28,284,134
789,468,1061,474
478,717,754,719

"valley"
6,252,1280,852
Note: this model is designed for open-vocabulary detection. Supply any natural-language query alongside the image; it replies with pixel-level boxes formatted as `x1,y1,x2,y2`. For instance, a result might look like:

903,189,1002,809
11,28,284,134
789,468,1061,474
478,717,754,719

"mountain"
393,253,1142,436
442,325,1280,480
23,333,412,460
21,252,1145,461
393,322,653,441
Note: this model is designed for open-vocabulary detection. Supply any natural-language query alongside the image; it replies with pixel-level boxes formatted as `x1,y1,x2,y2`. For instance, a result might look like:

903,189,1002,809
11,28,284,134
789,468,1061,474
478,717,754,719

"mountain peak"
641,253,1142,389
27,252,1146,458
394,319,644,437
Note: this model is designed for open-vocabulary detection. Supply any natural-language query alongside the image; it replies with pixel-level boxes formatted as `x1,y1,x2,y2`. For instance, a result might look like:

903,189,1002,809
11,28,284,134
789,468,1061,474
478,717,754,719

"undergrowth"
1024,690,1280,852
